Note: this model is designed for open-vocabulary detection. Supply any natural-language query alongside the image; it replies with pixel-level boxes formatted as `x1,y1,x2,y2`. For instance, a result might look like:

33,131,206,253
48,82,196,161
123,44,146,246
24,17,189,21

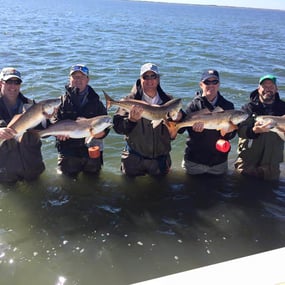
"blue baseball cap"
69,64,89,76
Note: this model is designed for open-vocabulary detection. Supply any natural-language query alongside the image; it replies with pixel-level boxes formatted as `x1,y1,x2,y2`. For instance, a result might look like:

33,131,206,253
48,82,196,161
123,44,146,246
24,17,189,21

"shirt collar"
142,92,162,105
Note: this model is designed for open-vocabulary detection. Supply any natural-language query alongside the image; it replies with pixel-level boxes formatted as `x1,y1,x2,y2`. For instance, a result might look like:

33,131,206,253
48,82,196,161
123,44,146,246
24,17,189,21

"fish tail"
164,120,178,139
102,90,113,109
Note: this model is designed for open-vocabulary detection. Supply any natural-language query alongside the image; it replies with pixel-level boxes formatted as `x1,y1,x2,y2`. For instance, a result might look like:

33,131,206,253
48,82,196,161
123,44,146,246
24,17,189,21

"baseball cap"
140,63,159,76
201,69,219,82
259,74,277,85
0,67,22,82
69,64,89,76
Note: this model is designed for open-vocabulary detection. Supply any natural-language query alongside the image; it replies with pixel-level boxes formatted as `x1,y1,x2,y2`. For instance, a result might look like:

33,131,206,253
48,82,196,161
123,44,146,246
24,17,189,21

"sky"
137,0,285,10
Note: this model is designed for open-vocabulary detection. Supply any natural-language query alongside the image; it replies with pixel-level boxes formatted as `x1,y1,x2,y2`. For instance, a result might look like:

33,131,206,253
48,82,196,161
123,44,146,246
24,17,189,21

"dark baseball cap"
201,69,219,82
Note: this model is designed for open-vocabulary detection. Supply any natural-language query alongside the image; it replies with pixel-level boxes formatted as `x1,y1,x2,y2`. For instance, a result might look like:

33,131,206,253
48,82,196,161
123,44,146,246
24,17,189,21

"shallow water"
1,1,285,284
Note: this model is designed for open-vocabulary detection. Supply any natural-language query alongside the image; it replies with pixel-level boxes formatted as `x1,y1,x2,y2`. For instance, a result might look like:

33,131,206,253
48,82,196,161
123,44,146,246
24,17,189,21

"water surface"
1,1,285,284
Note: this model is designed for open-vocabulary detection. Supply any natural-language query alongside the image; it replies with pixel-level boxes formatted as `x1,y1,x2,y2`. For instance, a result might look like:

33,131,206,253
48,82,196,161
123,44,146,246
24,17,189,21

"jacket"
181,91,236,166
235,89,285,179
0,93,45,182
113,80,173,159
55,85,108,156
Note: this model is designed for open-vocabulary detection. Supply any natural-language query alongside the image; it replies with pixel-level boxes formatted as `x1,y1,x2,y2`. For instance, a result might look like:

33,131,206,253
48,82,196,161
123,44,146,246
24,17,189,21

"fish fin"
151,120,163,128
188,107,224,118
188,109,211,118
85,136,94,145
102,90,113,109
165,121,178,139
23,103,33,112
220,123,238,136
212,106,225,113
14,134,24,143
75,117,87,122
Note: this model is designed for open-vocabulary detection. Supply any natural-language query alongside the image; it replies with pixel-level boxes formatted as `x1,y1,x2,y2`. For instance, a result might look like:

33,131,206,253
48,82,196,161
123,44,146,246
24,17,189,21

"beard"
261,91,275,103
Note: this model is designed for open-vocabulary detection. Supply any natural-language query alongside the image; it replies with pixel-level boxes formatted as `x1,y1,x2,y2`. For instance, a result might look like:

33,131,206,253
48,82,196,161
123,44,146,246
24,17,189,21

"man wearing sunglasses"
180,69,236,175
113,62,182,177
235,75,285,180
54,64,109,178
0,67,45,183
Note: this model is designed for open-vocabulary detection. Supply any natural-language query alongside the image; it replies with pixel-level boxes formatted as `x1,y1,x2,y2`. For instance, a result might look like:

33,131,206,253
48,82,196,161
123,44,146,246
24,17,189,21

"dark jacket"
55,85,108,157
181,91,236,166
0,93,45,183
239,89,285,138
235,90,285,179
113,79,173,158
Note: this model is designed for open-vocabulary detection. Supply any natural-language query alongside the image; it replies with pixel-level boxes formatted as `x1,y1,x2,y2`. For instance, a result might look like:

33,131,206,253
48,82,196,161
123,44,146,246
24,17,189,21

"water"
1,1,285,284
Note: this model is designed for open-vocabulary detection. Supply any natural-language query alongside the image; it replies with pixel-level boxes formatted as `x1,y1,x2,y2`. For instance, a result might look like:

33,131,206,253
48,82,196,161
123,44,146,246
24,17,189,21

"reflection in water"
1,169,285,284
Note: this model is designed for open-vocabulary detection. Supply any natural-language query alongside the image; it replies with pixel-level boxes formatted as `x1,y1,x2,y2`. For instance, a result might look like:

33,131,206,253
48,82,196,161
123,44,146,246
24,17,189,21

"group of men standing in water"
0,63,284,183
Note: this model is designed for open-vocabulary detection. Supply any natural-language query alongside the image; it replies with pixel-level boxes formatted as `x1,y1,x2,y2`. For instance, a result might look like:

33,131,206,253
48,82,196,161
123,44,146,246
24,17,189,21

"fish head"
255,116,277,128
42,98,62,116
90,115,113,132
230,110,249,125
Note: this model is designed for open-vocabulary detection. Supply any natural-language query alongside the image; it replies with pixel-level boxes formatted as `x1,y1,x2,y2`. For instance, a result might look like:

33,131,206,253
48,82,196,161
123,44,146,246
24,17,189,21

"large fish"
171,107,249,136
0,98,61,146
37,115,113,143
103,90,182,128
255,115,285,141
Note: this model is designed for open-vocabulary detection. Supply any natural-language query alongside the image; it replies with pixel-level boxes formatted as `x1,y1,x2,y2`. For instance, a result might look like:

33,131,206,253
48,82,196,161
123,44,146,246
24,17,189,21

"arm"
113,105,143,135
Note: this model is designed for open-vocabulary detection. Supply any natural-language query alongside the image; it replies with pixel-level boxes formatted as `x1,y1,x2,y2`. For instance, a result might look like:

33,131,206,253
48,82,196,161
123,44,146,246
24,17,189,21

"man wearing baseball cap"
235,74,285,180
113,62,182,177
0,67,22,83
0,67,45,183
53,64,110,178
179,69,237,175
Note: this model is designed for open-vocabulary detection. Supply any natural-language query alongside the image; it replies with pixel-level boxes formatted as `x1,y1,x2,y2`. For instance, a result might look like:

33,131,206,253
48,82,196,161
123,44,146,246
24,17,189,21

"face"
258,79,277,104
69,71,89,92
0,77,22,102
199,77,220,101
140,71,159,97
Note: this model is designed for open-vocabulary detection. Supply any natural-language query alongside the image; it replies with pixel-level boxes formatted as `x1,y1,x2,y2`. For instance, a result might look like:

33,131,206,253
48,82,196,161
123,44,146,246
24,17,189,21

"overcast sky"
138,0,285,10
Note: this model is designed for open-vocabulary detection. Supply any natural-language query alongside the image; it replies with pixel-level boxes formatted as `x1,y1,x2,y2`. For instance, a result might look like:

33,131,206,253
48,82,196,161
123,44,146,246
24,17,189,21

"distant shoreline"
128,0,285,12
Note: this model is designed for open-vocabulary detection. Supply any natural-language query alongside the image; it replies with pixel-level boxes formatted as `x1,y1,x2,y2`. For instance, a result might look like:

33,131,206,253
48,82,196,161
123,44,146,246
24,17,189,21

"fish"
103,90,182,128
171,107,249,136
37,115,113,144
255,115,285,141
0,98,61,146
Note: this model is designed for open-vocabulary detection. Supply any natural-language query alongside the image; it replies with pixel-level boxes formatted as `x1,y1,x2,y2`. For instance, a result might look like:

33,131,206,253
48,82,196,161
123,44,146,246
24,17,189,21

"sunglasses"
203,79,219,85
142,74,158,80
4,79,22,85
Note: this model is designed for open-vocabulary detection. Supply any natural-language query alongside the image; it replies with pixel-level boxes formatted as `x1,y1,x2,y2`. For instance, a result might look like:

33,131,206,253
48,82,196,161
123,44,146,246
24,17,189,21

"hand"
192,122,204,132
44,107,59,119
0,127,17,140
56,135,70,141
93,131,105,139
252,121,272,134
128,105,143,122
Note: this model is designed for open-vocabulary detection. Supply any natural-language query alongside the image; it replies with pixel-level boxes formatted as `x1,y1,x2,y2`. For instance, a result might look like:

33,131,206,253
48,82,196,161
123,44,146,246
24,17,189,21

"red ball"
216,139,231,153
